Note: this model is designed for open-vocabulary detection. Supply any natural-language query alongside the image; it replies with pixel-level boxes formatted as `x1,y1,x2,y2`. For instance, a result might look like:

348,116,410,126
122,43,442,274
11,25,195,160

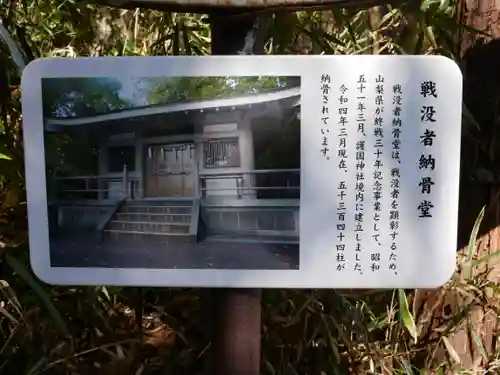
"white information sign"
21,55,462,288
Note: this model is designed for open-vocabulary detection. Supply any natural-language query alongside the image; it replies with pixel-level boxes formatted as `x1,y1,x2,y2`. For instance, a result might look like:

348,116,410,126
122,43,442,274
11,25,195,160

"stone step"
125,199,193,207
116,212,191,224
108,220,190,234
102,229,192,244
121,205,192,214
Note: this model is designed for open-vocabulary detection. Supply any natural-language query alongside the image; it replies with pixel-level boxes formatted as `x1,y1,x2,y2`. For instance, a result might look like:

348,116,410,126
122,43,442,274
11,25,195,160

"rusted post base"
209,10,265,375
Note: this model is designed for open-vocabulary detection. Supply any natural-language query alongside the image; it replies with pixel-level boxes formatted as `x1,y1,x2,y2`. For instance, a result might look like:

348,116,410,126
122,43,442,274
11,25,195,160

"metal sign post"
209,12,265,375
211,288,262,374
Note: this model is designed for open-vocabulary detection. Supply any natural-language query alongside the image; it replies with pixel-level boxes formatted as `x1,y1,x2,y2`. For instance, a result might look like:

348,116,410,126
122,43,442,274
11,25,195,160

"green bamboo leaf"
434,14,492,38
321,315,341,364
5,253,71,339
399,358,415,374
469,325,488,361
398,289,417,343
424,26,438,51
420,0,436,12
413,29,424,55
468,207,486,261
0,304,18,323
331,8,359,49
0,279,23,317
0,153,12,160
471,250,500,266
264,360,276,375
2,182,19,208
438,0,450,12
377,7,400,29
465,206,485,279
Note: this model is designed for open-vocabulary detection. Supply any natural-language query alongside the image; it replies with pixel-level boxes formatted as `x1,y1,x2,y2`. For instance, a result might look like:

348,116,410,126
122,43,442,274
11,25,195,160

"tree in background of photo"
142,76,300,105
42,77,131,118
41,77,133,178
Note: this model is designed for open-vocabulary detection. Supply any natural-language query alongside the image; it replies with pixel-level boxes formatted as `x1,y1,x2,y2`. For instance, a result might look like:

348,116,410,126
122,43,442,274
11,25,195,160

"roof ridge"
45,86,301,127
45,85,301,121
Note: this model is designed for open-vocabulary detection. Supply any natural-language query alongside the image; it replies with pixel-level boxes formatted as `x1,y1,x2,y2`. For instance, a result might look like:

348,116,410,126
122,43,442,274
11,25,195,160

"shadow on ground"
49,231,299,270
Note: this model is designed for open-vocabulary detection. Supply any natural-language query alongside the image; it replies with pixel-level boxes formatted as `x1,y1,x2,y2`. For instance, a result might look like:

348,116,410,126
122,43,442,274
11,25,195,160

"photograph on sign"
21,55,462,288
42,75,301,270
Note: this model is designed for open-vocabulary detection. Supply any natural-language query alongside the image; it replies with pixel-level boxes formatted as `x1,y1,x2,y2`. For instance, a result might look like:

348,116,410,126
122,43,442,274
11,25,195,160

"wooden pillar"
122,164,128,199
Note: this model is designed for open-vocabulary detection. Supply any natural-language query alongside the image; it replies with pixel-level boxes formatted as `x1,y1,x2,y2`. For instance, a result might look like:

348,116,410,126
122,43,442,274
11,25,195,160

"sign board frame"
21,55,462,288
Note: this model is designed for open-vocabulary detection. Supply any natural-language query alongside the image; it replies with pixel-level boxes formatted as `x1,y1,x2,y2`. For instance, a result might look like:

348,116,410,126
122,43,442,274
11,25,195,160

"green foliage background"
42,75,299,118
43,77,130,117
0,1,497,374
144,76,298,105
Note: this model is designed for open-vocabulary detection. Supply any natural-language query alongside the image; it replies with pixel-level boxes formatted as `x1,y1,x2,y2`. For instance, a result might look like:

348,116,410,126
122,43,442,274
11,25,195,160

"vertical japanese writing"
418,81,437,219
320,74,331,160
371,74,384,272
354,75,367,275
389,83,403,275
336,83,349,271
338,84,349,172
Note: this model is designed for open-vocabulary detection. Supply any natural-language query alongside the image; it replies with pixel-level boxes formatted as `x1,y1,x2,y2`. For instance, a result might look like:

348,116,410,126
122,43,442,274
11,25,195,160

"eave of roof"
45,86,301,127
